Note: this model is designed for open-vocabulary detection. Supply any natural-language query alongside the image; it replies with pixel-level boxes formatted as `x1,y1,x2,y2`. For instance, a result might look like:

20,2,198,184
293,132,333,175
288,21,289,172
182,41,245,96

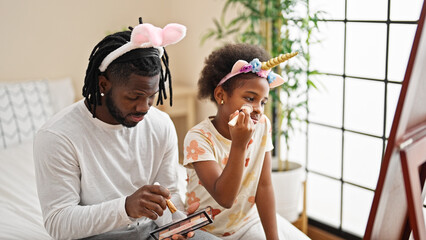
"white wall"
0,0,235,121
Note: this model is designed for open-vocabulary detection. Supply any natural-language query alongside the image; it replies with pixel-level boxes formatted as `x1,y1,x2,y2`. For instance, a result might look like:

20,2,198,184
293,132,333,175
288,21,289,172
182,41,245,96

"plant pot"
271,161,304,223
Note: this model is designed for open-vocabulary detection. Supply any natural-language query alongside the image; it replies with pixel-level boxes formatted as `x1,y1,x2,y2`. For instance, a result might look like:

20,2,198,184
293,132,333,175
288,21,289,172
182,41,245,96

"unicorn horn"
261,52,298,70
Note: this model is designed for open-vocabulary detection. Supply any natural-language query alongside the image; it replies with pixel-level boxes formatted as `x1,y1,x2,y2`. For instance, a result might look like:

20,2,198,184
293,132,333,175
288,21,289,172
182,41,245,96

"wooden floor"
291,214,345,240
307,225,345,240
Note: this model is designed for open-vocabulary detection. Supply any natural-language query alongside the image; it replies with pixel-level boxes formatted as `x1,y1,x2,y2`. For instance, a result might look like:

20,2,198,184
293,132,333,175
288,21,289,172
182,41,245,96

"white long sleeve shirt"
34,100,181,240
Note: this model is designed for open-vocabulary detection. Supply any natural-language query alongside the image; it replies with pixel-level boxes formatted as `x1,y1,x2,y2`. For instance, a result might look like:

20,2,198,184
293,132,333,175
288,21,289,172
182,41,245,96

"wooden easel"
399,125,426,240
364,0,426,238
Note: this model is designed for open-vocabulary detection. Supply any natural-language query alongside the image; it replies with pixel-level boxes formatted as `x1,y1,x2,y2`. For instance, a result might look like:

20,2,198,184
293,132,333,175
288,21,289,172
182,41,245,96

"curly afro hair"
198,43,271,103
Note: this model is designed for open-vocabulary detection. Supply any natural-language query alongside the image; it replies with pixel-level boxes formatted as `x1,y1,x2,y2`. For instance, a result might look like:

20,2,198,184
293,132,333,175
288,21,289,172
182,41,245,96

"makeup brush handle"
228,105,253,126
228,115,239,126
154,182,178,214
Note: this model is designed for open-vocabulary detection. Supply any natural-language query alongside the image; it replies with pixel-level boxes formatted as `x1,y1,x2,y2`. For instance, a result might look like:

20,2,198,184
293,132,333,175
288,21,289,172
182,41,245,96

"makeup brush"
228,104,253,126
154,182,187,222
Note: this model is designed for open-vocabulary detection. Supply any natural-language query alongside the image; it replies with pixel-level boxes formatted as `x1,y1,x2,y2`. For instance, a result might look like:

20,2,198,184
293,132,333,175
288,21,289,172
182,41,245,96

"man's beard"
105,91,145,128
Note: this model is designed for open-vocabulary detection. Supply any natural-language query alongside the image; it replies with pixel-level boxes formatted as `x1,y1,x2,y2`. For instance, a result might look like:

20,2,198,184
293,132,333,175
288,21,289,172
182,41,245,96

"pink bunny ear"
131,23,163,47
99,22,187,72
161,23,187,47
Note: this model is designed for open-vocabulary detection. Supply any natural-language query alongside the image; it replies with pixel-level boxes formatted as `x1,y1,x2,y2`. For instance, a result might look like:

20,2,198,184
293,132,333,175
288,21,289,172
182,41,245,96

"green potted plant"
202,0,324,224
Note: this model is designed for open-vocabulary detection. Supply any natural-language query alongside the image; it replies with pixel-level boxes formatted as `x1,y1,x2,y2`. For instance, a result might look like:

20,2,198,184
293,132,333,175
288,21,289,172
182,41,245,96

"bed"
0,77,191,239
0,77,75,240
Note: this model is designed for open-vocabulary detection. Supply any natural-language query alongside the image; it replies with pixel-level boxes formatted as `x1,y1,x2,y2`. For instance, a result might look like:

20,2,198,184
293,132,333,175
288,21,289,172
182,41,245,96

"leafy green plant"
202,0,325,171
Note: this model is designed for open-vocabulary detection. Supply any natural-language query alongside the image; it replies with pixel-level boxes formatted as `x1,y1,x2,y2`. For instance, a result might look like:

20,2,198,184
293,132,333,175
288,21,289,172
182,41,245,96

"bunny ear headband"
99,23,187,72
217,52,298,89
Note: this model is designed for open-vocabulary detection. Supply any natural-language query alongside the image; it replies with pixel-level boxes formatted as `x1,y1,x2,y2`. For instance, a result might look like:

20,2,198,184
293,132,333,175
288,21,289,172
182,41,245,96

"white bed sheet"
0,140,52,239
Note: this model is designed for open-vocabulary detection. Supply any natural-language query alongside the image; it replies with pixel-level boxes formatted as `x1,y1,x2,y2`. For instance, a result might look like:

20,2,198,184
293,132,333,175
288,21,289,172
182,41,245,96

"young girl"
183,43,310,240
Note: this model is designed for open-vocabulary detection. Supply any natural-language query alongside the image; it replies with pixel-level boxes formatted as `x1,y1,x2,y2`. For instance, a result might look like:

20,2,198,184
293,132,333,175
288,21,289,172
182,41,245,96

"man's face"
102,73,160,128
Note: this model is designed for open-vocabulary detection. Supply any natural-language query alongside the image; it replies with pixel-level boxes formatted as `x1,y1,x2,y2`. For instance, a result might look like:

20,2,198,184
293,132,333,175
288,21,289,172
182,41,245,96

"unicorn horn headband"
99,23,187,72
261,52,299,70
217,52,298,88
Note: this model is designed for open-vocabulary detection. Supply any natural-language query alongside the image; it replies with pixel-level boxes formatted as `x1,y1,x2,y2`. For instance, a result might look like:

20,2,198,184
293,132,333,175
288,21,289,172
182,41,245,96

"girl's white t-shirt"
183,115,273,237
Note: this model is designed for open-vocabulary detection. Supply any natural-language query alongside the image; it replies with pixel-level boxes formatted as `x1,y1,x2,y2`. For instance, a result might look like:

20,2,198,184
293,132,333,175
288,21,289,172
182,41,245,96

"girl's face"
224,77,270,124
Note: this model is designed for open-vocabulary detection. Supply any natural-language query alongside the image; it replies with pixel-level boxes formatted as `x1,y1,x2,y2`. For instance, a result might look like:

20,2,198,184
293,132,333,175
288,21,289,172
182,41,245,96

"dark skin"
91,74,159,127
84,73,196,239
192,76,279,239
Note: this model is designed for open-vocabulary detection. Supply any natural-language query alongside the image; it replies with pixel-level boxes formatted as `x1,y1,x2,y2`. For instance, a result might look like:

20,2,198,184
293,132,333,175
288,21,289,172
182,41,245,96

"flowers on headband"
240,64,252,73
239,59,263,74
251,59,262,72
238,58,275,82
267,72,277,83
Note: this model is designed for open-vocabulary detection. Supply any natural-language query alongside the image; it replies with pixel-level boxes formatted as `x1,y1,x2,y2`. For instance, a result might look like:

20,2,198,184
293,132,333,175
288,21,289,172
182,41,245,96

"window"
292,0,422,238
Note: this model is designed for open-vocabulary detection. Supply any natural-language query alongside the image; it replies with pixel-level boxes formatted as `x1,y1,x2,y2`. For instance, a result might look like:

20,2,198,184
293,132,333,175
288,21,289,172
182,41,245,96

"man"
34,20,217,240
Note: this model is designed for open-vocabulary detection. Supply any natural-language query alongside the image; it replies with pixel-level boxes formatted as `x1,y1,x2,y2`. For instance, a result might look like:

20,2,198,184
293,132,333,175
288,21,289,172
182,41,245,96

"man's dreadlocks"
82,18,173,118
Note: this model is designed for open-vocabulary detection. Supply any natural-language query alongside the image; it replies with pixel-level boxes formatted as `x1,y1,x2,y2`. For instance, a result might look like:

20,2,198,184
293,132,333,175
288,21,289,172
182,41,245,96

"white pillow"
0,77,75,149
0,80,53,149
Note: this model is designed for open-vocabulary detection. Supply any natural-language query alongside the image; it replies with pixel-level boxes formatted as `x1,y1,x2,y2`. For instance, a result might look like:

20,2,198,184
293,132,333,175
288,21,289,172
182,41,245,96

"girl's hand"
228,108,254,148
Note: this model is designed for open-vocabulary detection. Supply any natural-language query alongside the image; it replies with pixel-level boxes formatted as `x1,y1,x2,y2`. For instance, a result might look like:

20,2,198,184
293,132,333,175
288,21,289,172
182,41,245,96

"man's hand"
125,184,170,219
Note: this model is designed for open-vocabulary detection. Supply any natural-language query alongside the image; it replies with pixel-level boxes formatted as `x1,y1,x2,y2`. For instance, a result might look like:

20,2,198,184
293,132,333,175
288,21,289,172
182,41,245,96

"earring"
220,100,224,105
100,92,105,97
